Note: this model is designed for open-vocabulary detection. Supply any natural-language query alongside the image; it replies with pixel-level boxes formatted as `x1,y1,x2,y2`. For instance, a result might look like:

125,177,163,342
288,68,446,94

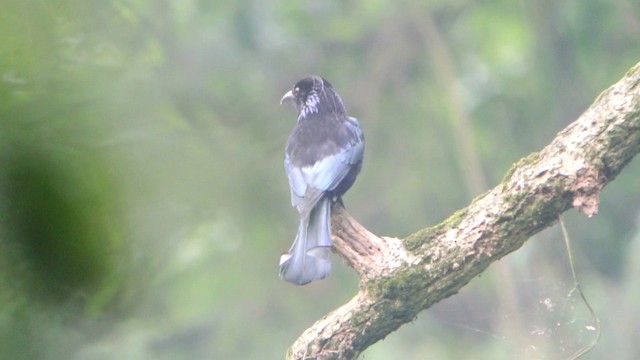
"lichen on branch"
287,61,640,360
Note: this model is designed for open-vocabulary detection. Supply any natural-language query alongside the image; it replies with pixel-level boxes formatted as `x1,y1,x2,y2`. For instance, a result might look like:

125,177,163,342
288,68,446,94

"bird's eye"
294,87,300,95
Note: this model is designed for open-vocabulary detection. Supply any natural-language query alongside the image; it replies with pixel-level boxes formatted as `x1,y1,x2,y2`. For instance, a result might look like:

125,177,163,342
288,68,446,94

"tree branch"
286,61,640,360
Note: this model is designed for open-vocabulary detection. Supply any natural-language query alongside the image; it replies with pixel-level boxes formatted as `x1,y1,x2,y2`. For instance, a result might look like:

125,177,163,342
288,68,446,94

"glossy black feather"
279,75,364,285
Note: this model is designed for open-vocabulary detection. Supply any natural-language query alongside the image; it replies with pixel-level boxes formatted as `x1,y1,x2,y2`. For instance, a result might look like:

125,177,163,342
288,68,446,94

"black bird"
279,76,364,285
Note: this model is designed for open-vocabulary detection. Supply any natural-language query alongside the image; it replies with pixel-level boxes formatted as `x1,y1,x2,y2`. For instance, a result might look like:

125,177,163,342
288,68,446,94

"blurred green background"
1,1,639,359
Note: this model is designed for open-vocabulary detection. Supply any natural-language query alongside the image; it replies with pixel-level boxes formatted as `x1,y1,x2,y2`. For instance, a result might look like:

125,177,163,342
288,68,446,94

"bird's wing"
285,117,364,216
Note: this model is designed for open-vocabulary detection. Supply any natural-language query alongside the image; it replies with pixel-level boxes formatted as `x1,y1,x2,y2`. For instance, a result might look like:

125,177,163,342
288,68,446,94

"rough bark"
286,61,640,360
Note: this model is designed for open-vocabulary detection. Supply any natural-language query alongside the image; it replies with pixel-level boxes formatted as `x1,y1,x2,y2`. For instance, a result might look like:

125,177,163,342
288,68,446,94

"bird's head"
280,75,345,120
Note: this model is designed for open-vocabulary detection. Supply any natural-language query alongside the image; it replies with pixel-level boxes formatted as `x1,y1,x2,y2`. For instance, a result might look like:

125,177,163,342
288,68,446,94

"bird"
278,75,364,285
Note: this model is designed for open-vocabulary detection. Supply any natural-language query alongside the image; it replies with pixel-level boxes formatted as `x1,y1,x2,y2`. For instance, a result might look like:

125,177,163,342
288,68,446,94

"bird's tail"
279,197,332,285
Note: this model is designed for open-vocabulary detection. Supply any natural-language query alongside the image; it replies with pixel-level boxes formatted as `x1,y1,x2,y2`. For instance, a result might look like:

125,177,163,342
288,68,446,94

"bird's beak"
280,90,294,105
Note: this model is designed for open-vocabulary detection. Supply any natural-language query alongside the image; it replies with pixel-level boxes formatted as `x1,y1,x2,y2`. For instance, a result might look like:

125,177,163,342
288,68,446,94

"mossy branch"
286,61,640,360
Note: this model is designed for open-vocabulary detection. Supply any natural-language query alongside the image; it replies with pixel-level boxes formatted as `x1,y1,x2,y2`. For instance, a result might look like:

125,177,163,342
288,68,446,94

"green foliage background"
1,1,639,359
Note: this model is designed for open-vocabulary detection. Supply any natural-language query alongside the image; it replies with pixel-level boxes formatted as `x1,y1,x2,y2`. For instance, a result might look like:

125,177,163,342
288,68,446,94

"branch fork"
287,61,640,360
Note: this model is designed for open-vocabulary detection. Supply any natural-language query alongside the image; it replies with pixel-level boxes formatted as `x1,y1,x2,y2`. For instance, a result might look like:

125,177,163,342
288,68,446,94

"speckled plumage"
279,76,364,285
